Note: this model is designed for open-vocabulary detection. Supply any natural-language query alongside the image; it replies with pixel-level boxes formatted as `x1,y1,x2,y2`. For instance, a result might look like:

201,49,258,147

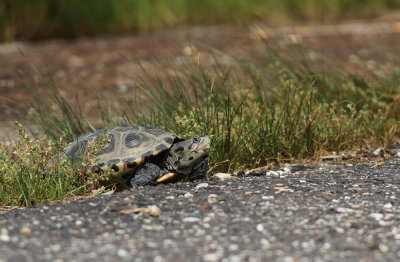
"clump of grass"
6,36,400,209
0,121,112,208
20,40,400,175
111,44,399,173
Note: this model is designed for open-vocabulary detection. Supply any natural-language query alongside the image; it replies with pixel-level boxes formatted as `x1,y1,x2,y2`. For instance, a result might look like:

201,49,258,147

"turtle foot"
128,162,161,187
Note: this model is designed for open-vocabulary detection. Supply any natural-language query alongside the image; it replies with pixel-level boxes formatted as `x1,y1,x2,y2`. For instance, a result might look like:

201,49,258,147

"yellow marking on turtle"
135,158,144,166
97,158,145,179
156,173,179,183
115,162,126,175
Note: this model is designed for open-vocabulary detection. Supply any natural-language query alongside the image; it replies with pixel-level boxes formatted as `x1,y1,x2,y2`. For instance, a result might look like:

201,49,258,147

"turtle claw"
156,173,179,183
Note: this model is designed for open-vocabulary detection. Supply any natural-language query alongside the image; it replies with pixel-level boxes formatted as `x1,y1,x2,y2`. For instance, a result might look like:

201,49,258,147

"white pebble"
373,148,382,156
214,173,232,180
267,171,280,178
117,249,129,258
261,238,271,248
228,244,239,251
383,203,393,209
195,183,209,190
370,213,384,220
336,207,353,213
183,192,193,198
262,195,274,200
0,234,10,242
183,217,200,223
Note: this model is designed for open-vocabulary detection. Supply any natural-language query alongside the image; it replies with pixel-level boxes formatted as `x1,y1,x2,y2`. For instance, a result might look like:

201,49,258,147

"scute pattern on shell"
63,125,179,173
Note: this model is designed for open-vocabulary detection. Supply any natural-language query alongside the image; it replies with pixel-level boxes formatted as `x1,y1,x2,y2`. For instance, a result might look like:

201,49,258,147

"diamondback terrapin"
59,125,210,188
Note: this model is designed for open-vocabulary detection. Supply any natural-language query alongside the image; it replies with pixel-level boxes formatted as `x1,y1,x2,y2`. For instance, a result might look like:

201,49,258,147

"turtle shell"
63,125,180,181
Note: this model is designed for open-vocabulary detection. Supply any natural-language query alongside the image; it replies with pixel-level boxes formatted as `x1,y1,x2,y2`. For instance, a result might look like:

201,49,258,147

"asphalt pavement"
1,159,400,262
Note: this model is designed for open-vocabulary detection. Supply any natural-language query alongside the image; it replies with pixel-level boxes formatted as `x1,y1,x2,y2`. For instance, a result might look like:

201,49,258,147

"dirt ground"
1,16,400,141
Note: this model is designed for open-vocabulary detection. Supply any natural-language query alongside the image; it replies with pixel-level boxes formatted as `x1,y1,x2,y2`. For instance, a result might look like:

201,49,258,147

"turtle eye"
193,137,200,143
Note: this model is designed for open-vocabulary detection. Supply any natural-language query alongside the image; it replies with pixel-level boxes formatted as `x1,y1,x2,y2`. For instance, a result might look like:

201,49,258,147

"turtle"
57,124,210,189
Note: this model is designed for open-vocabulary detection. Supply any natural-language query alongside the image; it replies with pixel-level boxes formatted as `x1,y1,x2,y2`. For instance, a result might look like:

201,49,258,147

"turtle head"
165,135,210,174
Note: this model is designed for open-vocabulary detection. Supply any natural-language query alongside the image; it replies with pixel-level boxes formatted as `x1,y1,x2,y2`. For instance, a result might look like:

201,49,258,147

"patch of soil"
1,17,400,141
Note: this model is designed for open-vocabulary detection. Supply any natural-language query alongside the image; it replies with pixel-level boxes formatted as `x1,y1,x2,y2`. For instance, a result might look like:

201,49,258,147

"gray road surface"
1,160,400,262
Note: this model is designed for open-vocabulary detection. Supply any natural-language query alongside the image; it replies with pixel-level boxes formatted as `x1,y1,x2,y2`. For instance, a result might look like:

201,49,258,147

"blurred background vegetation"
1,0,400,42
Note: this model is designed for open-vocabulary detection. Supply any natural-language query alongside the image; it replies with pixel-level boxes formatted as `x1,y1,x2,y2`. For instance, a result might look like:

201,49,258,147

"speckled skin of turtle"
60,125,210,189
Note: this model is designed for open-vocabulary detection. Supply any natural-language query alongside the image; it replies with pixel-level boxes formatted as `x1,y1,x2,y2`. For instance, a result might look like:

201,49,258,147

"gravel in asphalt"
1,160,400,262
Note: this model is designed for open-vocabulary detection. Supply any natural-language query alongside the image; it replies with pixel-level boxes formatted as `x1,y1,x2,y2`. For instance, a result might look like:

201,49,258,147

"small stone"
0,234,10,242
336,207,353,213
323,242,331,249
335,227,345,234
228,244,239,251
262,195,274,200
20,227,31,234
195,183,209,190
256,224,264,232
141,205,162,217
50,244,61,252
301,242,310,248
370,213,384,220
273,186,294,192
165,195,175,200
184,192,193,198
214,173,232,180
154,255,165,262
260,238,271,248
75,220,83,226
115,229,125,235
183,217,200,223
383,203,392,209
207,194,218,204
117,249,129,258
373,148,382,156
203,252,222,262
379,244,389,253
267,171,280,178
282,257,295,262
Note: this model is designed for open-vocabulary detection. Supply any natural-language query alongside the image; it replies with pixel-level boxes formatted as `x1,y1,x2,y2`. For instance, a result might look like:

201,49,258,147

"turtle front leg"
189,157,209,181
157,157,210,183
128,162,162,187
